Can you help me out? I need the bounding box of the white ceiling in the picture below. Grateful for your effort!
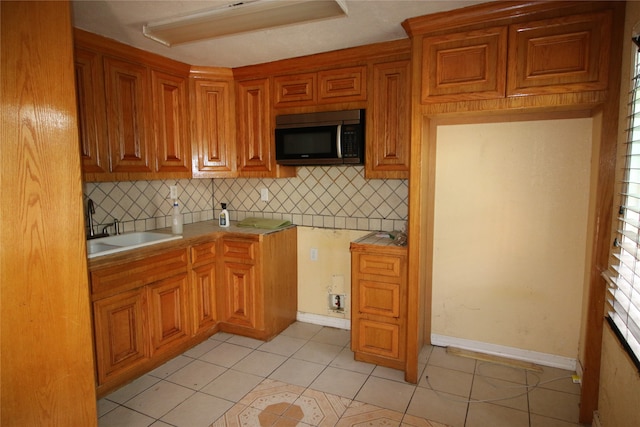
[71,0,489,68]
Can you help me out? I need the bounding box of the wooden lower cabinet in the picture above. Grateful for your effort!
[350,241,407,370]
[147,274,190,355]
[220,227,297,340]
[93,288,147,386]
[190,240,219,334]
[90,228,297,396]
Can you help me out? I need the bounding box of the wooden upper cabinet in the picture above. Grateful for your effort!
[103,56,153,174]
[236,78,272,174]
[421,26,507,103]
[191,72,236,177]
[507,11,612,96]
[367,60,411,179]
[318,66,367,102]
[236,79,295,178]
[74,29,192,181]
[151,70,191,176]
[273,72,316,107]
[74,47,109,176]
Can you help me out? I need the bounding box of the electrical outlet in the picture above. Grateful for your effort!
[169,185,178,200]
[310,248,318,261]
[260,188,269,202]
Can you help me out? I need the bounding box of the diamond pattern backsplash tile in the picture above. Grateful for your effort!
[83,166,408,236]
[214,166,408,232]
[83,179,214,235]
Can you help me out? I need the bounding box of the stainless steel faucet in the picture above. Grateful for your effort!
[87,198,96,237]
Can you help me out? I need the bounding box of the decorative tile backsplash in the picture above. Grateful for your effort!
[214,166,408,231]
[83,166,407,236]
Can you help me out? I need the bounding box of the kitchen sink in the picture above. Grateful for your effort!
[87,232,182,258]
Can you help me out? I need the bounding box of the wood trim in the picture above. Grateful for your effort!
[74,28,191,76]
[402,1,609,37]
[579,2,625,423]
[233,39,410,80]
[1,3,98,423]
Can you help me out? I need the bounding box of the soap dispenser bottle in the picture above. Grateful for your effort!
[171,201,183,234]
[219,203,229,227]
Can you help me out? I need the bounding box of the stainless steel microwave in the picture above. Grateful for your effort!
[275,109,364,166]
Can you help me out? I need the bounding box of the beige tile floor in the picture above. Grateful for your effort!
[97,322,587,427]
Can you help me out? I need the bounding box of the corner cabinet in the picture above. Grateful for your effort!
[220,227,298,340]
[350,239,407,370]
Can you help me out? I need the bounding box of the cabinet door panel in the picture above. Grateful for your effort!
[192,78,236,176]
[357,319,400,359]
[236,79,272,174]
[367,61,410,178]
[74,47,109,175]
[359,280,400,318]
[152,70,190,174]
[93,289,147,384]
[421,27,507,103]
[223,262,256,328]
[191,263,218,334]
[273,73,316,107]
[148,274,189,354]
[507,11,611,95]
[104,56,152,173]
[318,66,366,102]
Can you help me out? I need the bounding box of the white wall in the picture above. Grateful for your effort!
[432,118,593,364]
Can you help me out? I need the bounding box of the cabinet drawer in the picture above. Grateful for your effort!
[222,239,256,262]
[357,319,400,359]
[357,253,402,278]
[318,66,366,102]
[359,280,400,318]
[91,248,188,297]
[190,241,217,266]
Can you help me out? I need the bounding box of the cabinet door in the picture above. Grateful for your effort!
[103,56,152,174]
[191,262,218,334]
[318,66,367,102]
[222,262,256,328]
[273,73,316,107]
[93,289,147,385]
[147,274,190,355]
[236,78,272,174]
[191,78,236,177]
[421,26,507,103]
[367,61,410,179]
[151,69,190,175]
[507,11,611,96]
[74,47,109,176]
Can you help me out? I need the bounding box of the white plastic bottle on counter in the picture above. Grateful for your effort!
[219,203,229,227]
[171,201,183,234]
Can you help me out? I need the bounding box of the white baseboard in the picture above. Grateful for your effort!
[431,333,577,371]
[297,311,351,330]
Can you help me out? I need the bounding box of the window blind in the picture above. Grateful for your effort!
[603,44,640,371]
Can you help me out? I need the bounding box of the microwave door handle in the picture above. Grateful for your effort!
[336,124,342,158]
